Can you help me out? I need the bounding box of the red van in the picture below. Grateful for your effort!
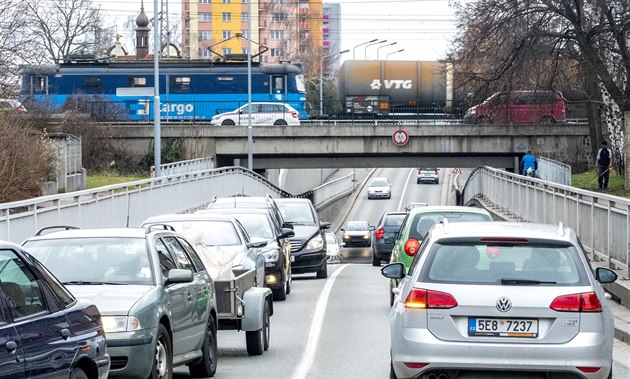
[464,90,566,125]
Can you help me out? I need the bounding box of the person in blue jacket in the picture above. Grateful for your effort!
[520,150,537,176]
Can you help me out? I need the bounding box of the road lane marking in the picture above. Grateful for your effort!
[292,264,349,379]
[397,168,415,211]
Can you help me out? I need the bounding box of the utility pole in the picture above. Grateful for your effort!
[160,0,170,57]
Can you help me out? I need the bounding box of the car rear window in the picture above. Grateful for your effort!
[409,212,491,240]
[419,242,588,286]
[384,214,406,227]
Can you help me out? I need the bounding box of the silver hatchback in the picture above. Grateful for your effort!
[382,221,618,379]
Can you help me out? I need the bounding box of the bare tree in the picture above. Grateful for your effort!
[451,0,630,183]
[0,0,34,96]
[24,0,103,64]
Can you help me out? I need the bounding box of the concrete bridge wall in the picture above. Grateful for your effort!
[109,123,592,171]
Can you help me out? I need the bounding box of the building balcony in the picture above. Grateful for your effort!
[298,21,309,30]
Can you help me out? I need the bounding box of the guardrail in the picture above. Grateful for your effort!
[151,157,215,177]
[462,166,629,278]
[537,157,572,186]
[0,164,357,244]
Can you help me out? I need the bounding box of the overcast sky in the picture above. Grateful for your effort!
[94,0,458,61]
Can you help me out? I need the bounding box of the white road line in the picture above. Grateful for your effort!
[397,168,416,211]
[292,264,349,379]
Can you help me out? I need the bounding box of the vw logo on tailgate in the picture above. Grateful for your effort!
[496,297,512,312]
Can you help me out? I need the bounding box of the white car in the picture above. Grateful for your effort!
[211,102,301,126]
[367,177,392,199]
[417,167,439,184]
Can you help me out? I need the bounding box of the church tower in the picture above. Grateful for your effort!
[136,0,150,59]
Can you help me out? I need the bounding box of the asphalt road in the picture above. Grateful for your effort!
[174,167,630,379]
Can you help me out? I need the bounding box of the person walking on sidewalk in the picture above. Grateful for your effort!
[596,140,613,190]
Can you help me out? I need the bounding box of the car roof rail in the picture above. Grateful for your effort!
[558,221,565,237]
[144,223,176,234]
[34,225,79,236]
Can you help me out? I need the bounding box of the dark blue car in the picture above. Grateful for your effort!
[0,241,110,379]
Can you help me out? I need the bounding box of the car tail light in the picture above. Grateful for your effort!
[434,170,438,175]
[375,227,384,239]
[576,367,601,373]
[405,288,458,309]
[550,292,602,312]
[480,237,528,244]
[404,238,420,256]
[417,169,421,174]
[291,111,298,118]
[403,362,428,369]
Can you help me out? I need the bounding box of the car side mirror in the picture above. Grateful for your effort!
[320,221,331,230]
[165,269,193,285]
[381,263,405,280]
[280,227,295,239]
[369,226,376,231]
[249,239,268,248]
[595,267,618,284]
[282,222,294,230]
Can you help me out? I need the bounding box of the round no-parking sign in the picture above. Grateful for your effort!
[392,129,409,146]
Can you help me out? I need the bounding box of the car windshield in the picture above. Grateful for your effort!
[420,242,587,286]
[159,220,242,246]
[346,222,368,231]
[233,214,274,239]
[409,212,491,240]
[24,237,153,285]
[369,179,388,187]
[277,203,316,224]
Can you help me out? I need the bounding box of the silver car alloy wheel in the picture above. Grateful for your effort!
[155,339,169,378]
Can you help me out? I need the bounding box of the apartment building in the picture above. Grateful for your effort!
[181,0,324,64]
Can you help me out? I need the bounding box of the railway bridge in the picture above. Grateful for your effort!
[108,122,592,170]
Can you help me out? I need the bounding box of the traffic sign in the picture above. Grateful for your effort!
[452,168,462,174]
[392,129,409,146]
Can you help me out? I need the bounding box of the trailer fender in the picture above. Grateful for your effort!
[241,287,272,331]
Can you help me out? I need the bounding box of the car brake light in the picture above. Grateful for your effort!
[375,227,384,239]
[404,238,420,256]
[550,292,602,312]
[403,362,428,369]
[576,367,601,373]
[434,170,438,175]
[405,288,458,309]
[417,169,421,174]
[479,237,528,244]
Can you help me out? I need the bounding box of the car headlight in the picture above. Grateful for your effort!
[306,235,324,250]
[102,316,142,333]
[263,250,279,262]
[343,233,350,240]
[363,234,370,239]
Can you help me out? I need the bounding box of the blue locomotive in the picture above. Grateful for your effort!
[19,56,307,121]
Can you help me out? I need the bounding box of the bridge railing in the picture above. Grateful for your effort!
[537,157,572,186]
[462,166,629,278]
[0,167,290,244]
[151,157,215,177]
[311,172,355,208]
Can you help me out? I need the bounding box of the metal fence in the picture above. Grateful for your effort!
[151,157,215,177]
[537,156,572,186]
[462,166,629,278]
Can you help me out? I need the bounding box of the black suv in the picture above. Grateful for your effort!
[275,198,331,279]
[371,211,408,266]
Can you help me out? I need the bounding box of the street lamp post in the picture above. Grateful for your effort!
[246,0,253,171]
[386,49,405,59]
[320,49,349,117]
[153,0,161,177]
[352,38,377,59]
[364,39,386,60]
[377,42,397,60]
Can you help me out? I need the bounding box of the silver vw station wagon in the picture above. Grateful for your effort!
[382,221,618,379]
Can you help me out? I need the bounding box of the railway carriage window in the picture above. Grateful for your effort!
[273,76,284,91]
[84,76,102,93]
[199,12,211,22]
[173,77,191,92]
[129,77,147,87]
[30,76,46,94]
